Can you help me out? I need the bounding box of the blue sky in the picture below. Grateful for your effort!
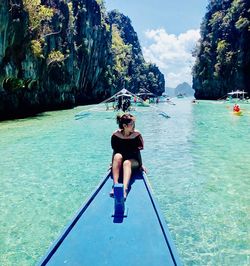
[104,0,209,88]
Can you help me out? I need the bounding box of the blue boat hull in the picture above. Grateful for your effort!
[39,171,182,266]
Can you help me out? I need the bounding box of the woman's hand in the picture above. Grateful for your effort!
[140,165,147,173]
[108,162,112,170]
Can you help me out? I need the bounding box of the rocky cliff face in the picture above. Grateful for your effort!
[108,10,165,96]
[193,0,250,99]
[0,0,164,120]
[175,82,194,96]
[0,0,111,119]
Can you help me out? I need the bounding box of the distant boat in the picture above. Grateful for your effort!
[39,170,182,266]
[157,95,175,105]
[101,88,138,111]
[74,89,139,117]
[136,99,150,107]
[102,88,137,103]
[226,90,248,103]
[176,93,184,98]
[136,88,157,99]
[136,88,159,106]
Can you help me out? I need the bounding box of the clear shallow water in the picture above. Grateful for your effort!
[0,100,249,265]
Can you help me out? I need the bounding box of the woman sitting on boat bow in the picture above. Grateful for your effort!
[110,114,146,199]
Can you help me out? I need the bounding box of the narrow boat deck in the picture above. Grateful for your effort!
[39,171,181,266]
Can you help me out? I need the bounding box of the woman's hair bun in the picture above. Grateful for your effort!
[116,113,135,129]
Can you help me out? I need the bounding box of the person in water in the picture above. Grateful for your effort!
[110,113,145,199]
[233,103,240,112]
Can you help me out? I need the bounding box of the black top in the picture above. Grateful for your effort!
[111,133,144,163]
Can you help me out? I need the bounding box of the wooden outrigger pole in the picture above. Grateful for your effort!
[100,88,142,104]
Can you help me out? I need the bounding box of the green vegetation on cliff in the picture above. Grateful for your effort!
[108,10,164,96]
[0,0,164,120]
[193,0,250,99]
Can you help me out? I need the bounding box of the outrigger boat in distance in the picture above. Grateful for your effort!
[39,170,182,266]
[176,93,184,99]
[226,90,248,103]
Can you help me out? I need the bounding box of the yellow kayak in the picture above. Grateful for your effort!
[233,110,243,116]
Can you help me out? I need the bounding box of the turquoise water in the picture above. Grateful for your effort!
[0,100,249,265]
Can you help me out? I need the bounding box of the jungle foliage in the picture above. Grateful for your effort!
[0,0,164,119]
[107,10,165,96]
[193,0,250,99]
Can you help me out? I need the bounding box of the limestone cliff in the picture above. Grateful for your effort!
[0,0,112,119]
[193,0,250,99]
[108,10,165,96]
[0,0,164,120]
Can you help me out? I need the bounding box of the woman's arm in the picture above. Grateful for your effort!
[136,134,147,172]
[137,151,143,167]
[137,151,147,173]
[108,151,115,170]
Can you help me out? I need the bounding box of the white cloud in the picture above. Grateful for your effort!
[142,28,200,88]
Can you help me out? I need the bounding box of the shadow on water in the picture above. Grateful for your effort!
[0,112,52,123]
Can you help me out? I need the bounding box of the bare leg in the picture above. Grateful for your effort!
[123,159,139,198]
[112,153,123,185]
